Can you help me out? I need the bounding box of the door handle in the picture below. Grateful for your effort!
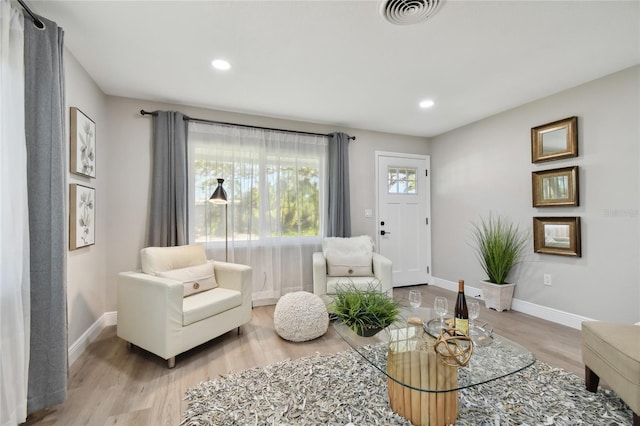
[380,230,391,236]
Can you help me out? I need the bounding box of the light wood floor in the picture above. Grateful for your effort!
[25,285,584,426]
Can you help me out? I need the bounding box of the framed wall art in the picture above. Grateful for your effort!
[531,116,577,163]
[70,107,96,178]
[70,184,95,250]
[533,216,581,257]
[532,166,579,207]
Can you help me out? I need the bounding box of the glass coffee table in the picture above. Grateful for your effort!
[334,306,535,426]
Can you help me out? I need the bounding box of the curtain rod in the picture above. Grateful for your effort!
[140,110,356,141]
[17,0,45,29]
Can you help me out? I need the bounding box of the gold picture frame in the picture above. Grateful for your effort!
[532,166,579,207]
[70,107,96,178]
[531,116,577,163]
[533,217,581,257]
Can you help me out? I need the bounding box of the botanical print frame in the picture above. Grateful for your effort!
[531,116,577,163]
[69,184,95,250]
[70,107,96,177]
[533,217,581,257]
[532,166,579,207]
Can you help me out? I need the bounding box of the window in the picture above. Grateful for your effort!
[388,167,417,194]
[188,123,329,244]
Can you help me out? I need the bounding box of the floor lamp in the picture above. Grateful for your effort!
[209,178,228,262]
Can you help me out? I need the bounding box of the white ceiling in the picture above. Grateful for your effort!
[30,0,640,138]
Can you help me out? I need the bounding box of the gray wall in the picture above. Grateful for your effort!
[104,96,429,311]
[65,51,109,344]
[430,66,640,324]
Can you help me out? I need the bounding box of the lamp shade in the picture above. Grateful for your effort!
[209,178,228,204]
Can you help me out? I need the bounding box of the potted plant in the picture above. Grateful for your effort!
[330,283,400,336]
[470,214,527,311]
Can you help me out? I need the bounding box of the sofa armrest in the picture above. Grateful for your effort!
[117,271,184,358]
[312,252,328,296]
[212,260,252,308]
[372,252,393,296]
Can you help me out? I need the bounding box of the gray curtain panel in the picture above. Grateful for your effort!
[327,132,351,237]
[147,111,189,247]
[24,15,68,413]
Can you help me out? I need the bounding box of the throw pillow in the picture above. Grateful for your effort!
[323,235,373,276]
[157,262,218,297]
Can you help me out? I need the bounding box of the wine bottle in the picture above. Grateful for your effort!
[454,279,469,336]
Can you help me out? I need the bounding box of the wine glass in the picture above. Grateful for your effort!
[434,296,448,328]
[469,300,480,329]
[408,290,422,313]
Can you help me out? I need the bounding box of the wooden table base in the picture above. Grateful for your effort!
[387,331,459,425]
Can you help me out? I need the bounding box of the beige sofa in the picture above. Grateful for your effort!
[582,321,639,425]
[117,244,252,368]
[312,236,393,305]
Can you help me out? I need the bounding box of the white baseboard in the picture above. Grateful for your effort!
[431,277,593,330]
[68,311,118,366]
[431,277,484,300]
[510,299,594,330]
[252,298,279,308]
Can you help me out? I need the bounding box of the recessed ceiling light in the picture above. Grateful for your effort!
[211,59,231,71]
[419,99,435,109]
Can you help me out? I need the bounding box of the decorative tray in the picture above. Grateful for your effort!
[424,317,454,337]
[423,318,494,347]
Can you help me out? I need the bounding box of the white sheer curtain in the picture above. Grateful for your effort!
[0,1,30,424]
[188,122,329,305]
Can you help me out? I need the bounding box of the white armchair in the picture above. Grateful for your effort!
[312,236,393,305]
[117,244,252,368]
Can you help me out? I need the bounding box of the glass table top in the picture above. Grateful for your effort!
[334,306,535,393]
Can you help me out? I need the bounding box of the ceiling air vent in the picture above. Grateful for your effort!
[379,0,444,25]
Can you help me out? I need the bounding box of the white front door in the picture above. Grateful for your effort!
[375,152,431,287]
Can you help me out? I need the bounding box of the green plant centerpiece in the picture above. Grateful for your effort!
[330,282,400,337]
[470,213,527,311]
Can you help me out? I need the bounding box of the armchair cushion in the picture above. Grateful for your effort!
[322,236,373,276]
[141,243,207,274]
[182,287,242,326]
[327,277,381,294]
[157,262,218,297]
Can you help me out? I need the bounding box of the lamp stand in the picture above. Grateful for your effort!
[225,203,228,262]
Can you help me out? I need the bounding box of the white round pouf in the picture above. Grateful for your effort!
[274,291,329,342]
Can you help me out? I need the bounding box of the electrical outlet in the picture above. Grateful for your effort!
[543,274,552,286]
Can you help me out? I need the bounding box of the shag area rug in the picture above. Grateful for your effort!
[182,347,633,425]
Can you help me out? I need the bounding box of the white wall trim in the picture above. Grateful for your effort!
[431,277,484,300]
[68,311,117,366]
[431,277,594,330]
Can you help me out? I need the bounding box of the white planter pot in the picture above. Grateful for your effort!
[480,281,516,312]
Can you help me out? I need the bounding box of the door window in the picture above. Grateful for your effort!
[388,167,417,194]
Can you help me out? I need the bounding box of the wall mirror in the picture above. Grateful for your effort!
[531,116,577,163]
[532,166,579,207]
[533,217,581,257]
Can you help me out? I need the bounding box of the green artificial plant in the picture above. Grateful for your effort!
[330,282,400,336]
[470,213,527,284]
